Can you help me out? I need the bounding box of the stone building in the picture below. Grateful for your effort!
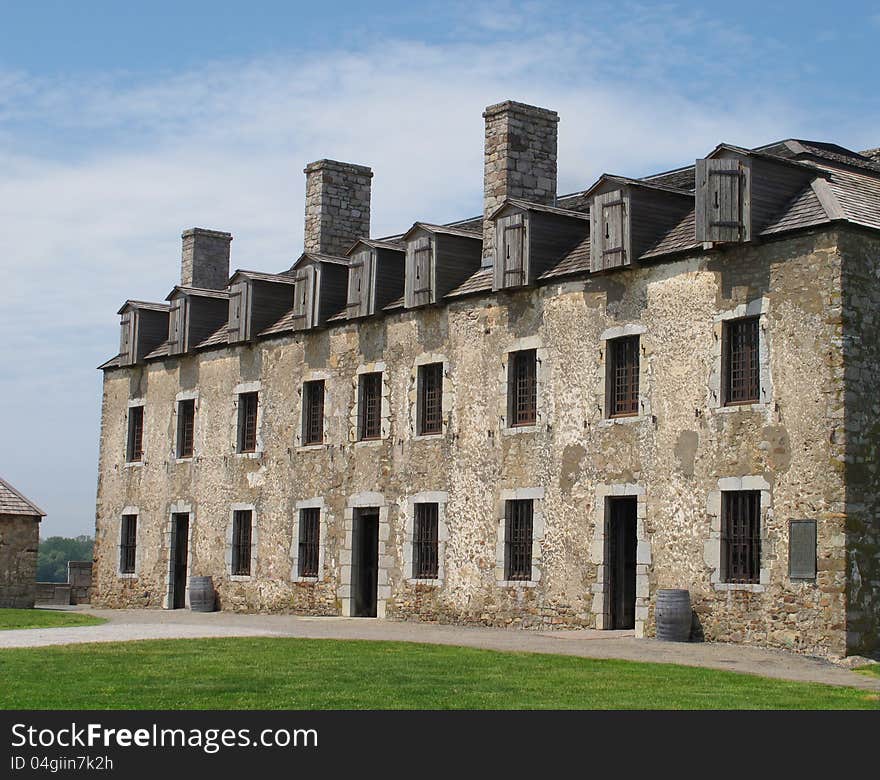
[94,100,880,658]
[0,476,45,608]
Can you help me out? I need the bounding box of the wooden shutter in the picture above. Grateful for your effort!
[590,189,630,272]
[346,249,372,318]
[494,213,526,289]
[696,157,751,243]
[119,311,134,365]
[407,236,433,307]
[167,297,184,355]
[292,265,315,330]
[227,281,249,342]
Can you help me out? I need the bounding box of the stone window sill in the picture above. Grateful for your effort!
[406,577,443,586]
[118,573,138,580]
[497,579,538,588]
[412,432,444,442]
[353,438,387,448]
[502,425,540,436]
[597,414,648,428]
[174,456,194,464]
[292,576,321,584]
[228,574,253,582]
[713,583,766,593]
[296,443,327,453]
[711,402,770,415]
[234,451,263,460]
[123,461,144,469]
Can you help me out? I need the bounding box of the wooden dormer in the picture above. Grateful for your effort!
[165,286,229,356]
[488,200,589,291]
[289,253,350,331]
[117,301,170,366]
[345,239,405,319]
[227,270,298,343]
[695,144,816,244]
[586,175,694,273]
[402,223,482,308]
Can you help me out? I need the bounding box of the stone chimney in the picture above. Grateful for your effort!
[303,159,373,257]
[482,100,559,261]
[180,228,232,290]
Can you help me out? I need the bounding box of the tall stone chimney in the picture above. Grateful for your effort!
[303,159,373,257]
[180,228,232,290]
[482,100,559,261]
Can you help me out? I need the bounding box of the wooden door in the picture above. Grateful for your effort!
[608,497,636,630]
[352,509,379,617]
[170,513,189,609]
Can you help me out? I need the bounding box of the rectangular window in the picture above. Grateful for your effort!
[298,508,321,578]
[721,491,761,583]
[358,372,382,440]
[231,509,253,576]
[413,503,439,579]
[176,399,195,458]
[608,336,640,417]
[126,405,144,462]
[237,392,258,453]
[504,499,533,581]
[507,349,537,427]
[417,363,443,436]
[302,380,325,445]
[723,317,760,405]
[119,514,137,574]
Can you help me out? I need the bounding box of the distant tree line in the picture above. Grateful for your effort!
[37,536,94,583]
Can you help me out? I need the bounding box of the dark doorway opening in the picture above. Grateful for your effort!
[608,497,637,630]
[170,512,189,609]
[352,508,379,617]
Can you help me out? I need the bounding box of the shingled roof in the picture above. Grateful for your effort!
[103,133,880,366]
[0,477,45,518]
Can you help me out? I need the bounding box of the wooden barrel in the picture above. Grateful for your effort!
[655,589,691,642]
[189,576,215,612]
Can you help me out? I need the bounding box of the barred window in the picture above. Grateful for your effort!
[176,399,195,458]
[413,503,439,579]
[723,317,760,405]
[119,514,137,574]
[508,349,537,427]
[504,499,533,581]
[232,510,253,576]
[298,508,320,578]
[302,381,325,445]
[358,372,383,440]
[417,363,443,436]
[721,491,761,583]
[608,336,640,417]
[126,405,144,462]
[237,392,258,452]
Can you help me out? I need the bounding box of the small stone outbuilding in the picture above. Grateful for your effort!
[0,476,45,608]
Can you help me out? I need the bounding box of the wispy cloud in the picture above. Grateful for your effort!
[0,10,875,534]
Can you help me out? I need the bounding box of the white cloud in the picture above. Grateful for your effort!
[0,17,874,535]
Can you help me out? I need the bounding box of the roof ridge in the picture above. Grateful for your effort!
[0,476,46,517]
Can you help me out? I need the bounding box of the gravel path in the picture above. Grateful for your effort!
[3,607,878,693]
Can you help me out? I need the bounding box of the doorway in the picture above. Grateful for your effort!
[169,512,189,609]
[607,497,637,630]
[352,508,379,617]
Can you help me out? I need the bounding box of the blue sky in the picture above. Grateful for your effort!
[1,1,878,536]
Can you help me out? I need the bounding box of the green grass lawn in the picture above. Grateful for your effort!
[0,637,876,709]
[857,664,880,678]
[0,608,106,631]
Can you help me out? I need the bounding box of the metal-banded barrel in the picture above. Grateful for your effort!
[189,576,215,612]
[655,589,691,642]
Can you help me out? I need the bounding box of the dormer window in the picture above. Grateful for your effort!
[587,176,693,273]
[117,301,170,366]
[490,201,588,291]
[403,224,482,308]
[292,265,316,330]
[227,271,298,343]
[165,287,228,356]
[290,254,349,331]
[344,240,405,320]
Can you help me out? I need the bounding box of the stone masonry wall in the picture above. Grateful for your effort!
[93,229,854,656]
[0,515,40,608]
[839,227,880,656]
[303,160,372,258]
[483,101,558,262]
